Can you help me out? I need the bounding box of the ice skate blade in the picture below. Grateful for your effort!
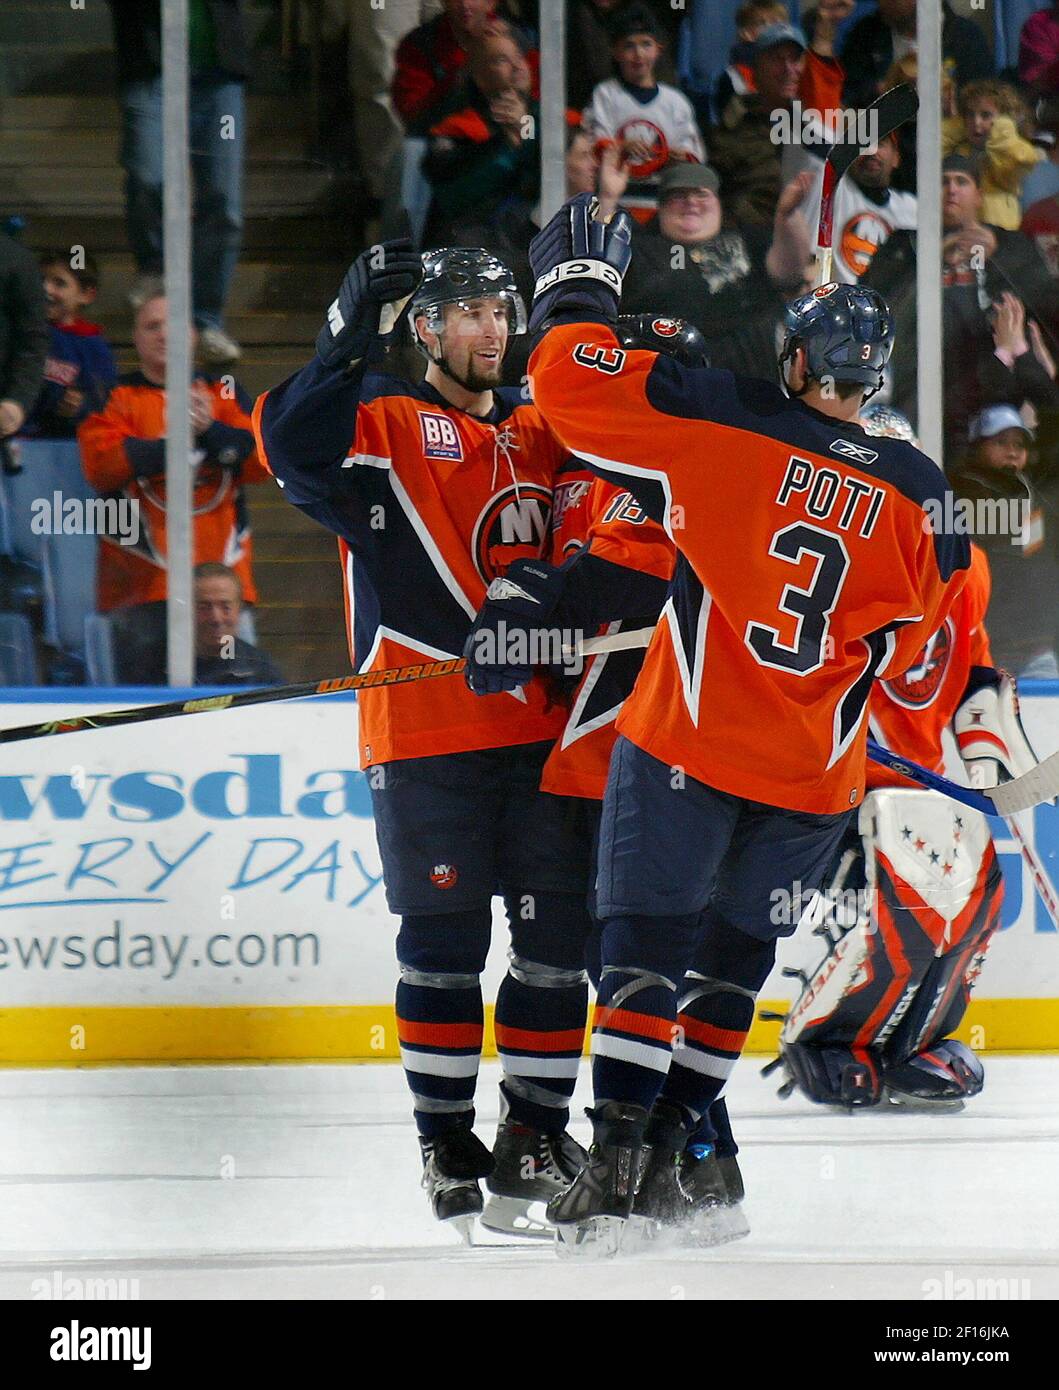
[882,1089,966,1114]
[481,1195,553,1240]
[554,1215,626,1260]
[447,1214,477,1246]
[621,1213,681,1254]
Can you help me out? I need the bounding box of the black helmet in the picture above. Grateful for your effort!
[615,314,709,368]
[408,247,526,357]
[779,282,894,401]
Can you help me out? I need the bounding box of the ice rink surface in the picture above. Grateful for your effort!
[2,1058,1058,1301]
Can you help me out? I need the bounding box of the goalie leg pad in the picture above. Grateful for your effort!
[781,1040,882,1106]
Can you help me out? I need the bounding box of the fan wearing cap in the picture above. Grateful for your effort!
[581,2,705,224]
[950,404,1059,677]
[863,154,1059,456]
[614,159,814,375]
[253,240,599,1238]
[707,4,848,228]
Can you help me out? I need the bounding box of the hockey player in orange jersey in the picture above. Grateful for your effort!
[491,192,971,1252]
[253,241,598,1242]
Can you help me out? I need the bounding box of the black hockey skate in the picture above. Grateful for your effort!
[625,1102,695,1249]
[482,1119,588,1239]
[547,1102,647,1259]
[419,1126,496,1245]
[681,1145,750,1246]
[882,1039,984,1112]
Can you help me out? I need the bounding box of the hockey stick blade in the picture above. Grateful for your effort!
[826,83,919,183]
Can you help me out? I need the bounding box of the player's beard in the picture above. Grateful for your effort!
[437,348,503,393]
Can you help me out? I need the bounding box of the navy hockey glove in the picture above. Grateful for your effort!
[528,192,633,336]
[463,558,568,696]
[315,238,422,370]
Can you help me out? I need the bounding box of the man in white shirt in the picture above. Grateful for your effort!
[797,131,918,283]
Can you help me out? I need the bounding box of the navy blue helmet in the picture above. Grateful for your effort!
[615,314,709,369]
[408,247,526,357]
[779,282,894,401]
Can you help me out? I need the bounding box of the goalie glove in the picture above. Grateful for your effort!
[315,238,422,370]
[463,558,569,697]
[954,667,1053,801]
[528,191,634,336]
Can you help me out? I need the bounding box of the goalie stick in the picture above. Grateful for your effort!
[814,83,919,286]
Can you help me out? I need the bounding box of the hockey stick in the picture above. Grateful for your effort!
[814,83,919,286]
[0,658,466,746]
[1005,812,1059,931]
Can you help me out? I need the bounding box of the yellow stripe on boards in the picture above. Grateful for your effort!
[0,999,1056,1066]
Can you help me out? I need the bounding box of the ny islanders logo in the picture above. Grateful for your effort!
[883,620,953,709]
[840,210,896,278]
[430,863,458,889]
[616,118,669,176]
[472,484,553,582]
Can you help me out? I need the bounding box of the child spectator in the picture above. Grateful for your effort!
[949,405,1059,678]
[714,1,790,130]
[944,79,1042,231]
[581,2,704,223]
[22,251,117,438]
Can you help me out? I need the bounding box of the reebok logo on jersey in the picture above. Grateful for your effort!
[830,438,879,466]
[420,412,463,460]
[485,577,540,604]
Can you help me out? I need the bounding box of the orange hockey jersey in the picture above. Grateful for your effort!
[541,465,675,799]
[254,361,570,767]
[529,322,971,814]
[78,371,268,611]
[869,544,993,790]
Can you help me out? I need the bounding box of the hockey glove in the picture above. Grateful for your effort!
[463,558,569,696]
[954,667,1053,800]
[528,192,633,336]
[315,238,422,370]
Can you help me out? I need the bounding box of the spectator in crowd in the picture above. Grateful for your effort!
[566,0,680,113]
[423,27,545,242]
[841,0,993,194]
[709,9,847,228]
[0,226,48,470]
[393,0,500,134]
[864,155,1059,456]
[1019,97,1059,214]
[1019,0,1059,101]
[796,131,916,283]
[1024,179,1059,279]
[943,79,1041,231]
[22,251,117,438]
[339,0,440,211]
[581,2,704,223]
[713,0,790,129]
[979,290,1059,421]
[193,562,283,686]
[611,160,814,375]
[949,405,1059,677]
[77,280,270,685]
[841,0,993,112]
[105,0,248,365]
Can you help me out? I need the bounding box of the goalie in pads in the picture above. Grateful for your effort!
[779,544,1042,1109]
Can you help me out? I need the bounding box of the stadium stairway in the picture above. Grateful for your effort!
[0,0,357,682]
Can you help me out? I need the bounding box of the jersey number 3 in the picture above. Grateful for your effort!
[573,343,626,375]
[744,523,850,675]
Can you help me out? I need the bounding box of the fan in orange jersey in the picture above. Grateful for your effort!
[77,285,270,682]
[483,191,971,1253]
[253,241,597,1243]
